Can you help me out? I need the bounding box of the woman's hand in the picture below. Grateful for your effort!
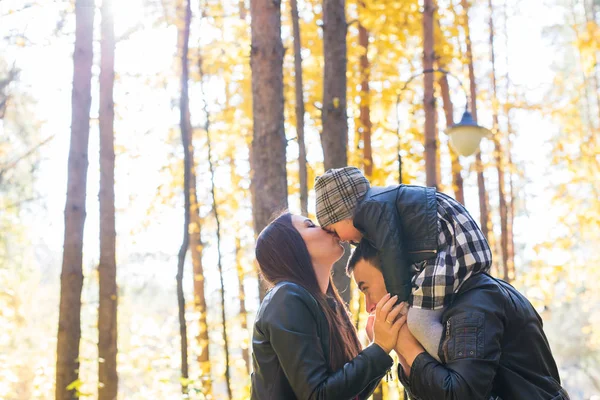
[373,294,407,353]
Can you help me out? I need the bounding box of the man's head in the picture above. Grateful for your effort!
[314,166,370,243]
[347,240,388,314]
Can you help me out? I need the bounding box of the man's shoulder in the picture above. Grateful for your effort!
[451,274,509,309]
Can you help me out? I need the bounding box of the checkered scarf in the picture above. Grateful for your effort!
[314,167,370,227]
[411,191,493,310]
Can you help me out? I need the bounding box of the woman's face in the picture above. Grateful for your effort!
[291,214,344,267]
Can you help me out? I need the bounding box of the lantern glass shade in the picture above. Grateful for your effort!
[445,110,492,156]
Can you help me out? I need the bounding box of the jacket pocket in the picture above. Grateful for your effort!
[444,311,485,361]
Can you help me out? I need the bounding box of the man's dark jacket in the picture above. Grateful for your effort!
[353,185,438,301]
[251,282,393,399]
[398,273,569,400]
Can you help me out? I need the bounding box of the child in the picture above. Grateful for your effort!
[314,166,492,361]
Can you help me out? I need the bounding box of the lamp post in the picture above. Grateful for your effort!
[395,68,491,182]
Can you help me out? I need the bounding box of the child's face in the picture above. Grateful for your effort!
[325,219,362,244]
[351,259,388,314]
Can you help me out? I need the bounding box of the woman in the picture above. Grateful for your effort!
[251,212,406,400]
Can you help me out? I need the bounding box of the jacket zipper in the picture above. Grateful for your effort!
[408,249,438,254]
[442,319,451,362]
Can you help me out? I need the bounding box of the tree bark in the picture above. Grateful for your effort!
[194,4,214,394]
[322,0,351,304]
[55,1,94,398]
[503,0,516,278]
[176,0,193,394]
[98,0,118,397]
[438,73,465,204]
[290,0,308,216]
[462,0,490,240]
[250,0,288,301]
[487,0,509,280]
[358,21,373,178]
[423,0,437,188]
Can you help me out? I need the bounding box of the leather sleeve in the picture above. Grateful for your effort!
[353,200,412,302]
[399,288,505,400]
[260,284,393,400]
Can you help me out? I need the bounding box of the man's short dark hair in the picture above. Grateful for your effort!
[346,240,382,276]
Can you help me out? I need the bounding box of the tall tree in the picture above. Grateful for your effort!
[358,11,373,179]
[250,0,288,300]
[290,0,308,216]
[55,1,94,398]
[175,0,193,394]
[461,0,491,240]
[192,6,212,396]
[322,0,352,303]
[202,55,232,399]
[98,0,118,398]
[438,73,465,204]
[423,0,438,188]
[487,0,509,280]
[503,0,516,277]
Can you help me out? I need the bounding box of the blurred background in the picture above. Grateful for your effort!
[0,0,599,398]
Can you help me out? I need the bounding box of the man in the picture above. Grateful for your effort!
[347,241,570,400]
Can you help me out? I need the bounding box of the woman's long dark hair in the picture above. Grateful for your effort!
[255,212,362,371]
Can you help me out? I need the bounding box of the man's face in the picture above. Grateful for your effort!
[351,259,388,314]
[325,219,363,244]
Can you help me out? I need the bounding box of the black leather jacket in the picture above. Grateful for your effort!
[251,282,393,399]
[353,185,438,301]
[398,273,569,400]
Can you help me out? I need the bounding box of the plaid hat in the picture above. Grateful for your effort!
[314,166,370,227]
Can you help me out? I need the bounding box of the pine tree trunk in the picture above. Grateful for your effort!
[55,1,94,398]
[191,13,213,397]
[176,0,193,393]
[322,0,351,304]
[98,0,118,398]
[503,0,516,278]
[290,0,308,216]
[438,74,465,204]
[358,20,373,178]
[207,128,233,399]
[462,0,490,240]
[487,0,509,280]
[250,0,288,301]
[423,0,438,188]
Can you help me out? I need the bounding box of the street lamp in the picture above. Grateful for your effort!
[446,109,491,156]
[396,68,491,157]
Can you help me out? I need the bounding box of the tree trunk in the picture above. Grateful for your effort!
[176,0,193,394]
[438,73,465,204]
[207,128,233,399]
[423,0,437,188]
[462,0,490,240]
[358,20,373,178]
[290,0,308,216]
[503,0,516,278]
[189,9,213,398]
[55,1,94,398]
[322,0,351,304]
[250,0,288,301]
[98,0,118,398]
[235,237,251,373]
[487,0,509,280]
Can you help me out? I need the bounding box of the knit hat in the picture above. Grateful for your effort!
[314,166,370,227]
